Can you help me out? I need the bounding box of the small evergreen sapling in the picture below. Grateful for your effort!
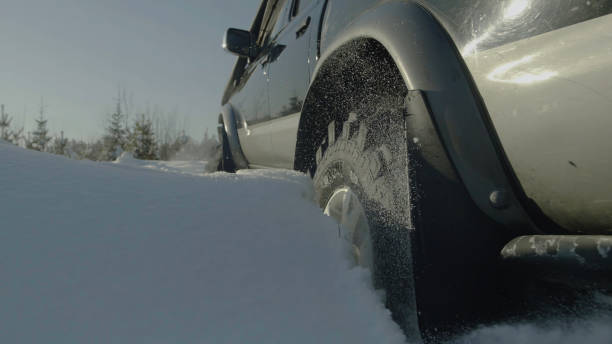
[0,104,12,141]
[132,114,158,160]
[53,131,69,156]
[104,100,128,160]
[0,104,23,145]
[31,106,51,152]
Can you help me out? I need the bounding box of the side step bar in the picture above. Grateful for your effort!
[501,235,612,289]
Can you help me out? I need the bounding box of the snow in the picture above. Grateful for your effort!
[114,151,210,176]
[1,140,611,344]
[452,316,612,344]
[0,141,404,344]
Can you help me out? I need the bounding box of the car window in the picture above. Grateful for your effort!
[289,0,314,19]
[271,0,290,38]
[257,0,289,48]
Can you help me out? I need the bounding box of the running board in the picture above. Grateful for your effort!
[501,235,612,289]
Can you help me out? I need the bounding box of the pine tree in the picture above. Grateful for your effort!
[53,131,69,156]
[68,139,88,160]
[132,114,158,160]
[9,127,23,146]
[24,132,34,150]
[31,105,51,152]
[0,105,24,146]
[85,139,105,161]
[104,99,126,160]
[0,104,12,141]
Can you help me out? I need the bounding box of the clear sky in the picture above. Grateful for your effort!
[0,0,260,140]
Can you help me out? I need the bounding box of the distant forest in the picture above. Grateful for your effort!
[0,94,218,162]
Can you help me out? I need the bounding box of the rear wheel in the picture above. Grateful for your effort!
[312,96,511,341]
[313,100,421,340]
[217,125,236,173]
[323,187,375,272]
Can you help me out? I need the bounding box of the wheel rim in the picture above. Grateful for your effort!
[324,187,374,271]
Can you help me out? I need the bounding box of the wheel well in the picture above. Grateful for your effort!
[294,39,407,174]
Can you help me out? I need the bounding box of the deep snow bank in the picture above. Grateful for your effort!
[2,141,611,344]
[114,151,211,176]
[452,316,612,344]
[0,142,404,343]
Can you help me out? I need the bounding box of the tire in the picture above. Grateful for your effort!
[313,98,421,340]
[312,96,511,341]
[217,125,236,173]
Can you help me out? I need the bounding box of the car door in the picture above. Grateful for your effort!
[234,1,288,167]
[265,0,319,169]
[232,51,272,167]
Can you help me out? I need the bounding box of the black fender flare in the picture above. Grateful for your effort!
[296,1,538,233]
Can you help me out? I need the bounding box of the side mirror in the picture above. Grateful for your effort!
[223,28,255,58]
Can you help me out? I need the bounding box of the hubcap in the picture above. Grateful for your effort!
[324,187,374,271]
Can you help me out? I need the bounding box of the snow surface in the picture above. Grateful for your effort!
[0,141,404,343]
[451,318,612,344]
[114,151,211,176]
[1,140,611,343]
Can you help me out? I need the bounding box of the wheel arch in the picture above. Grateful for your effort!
[295,0,539,233]
[294,37,405,173]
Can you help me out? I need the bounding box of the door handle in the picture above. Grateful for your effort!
[296,16,311,38]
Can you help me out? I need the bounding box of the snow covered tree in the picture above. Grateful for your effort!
[53,131,69,156]
[103,99,127,160]
[85,139,106,161]
[66,139,88,160]
[171,130,220,161]
[24,132,34,150]
[0,104,12,141]
[31,105,51,152]
[0,105,24,146]
[9,127,24,146]
[132,114,158,160]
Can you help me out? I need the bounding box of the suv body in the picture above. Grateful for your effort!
[219,0,612,336]
[222,0,612,235]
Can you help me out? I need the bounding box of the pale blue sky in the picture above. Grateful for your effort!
[0,0,260,140]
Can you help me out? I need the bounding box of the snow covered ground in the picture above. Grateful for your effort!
[1,140,611,343]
